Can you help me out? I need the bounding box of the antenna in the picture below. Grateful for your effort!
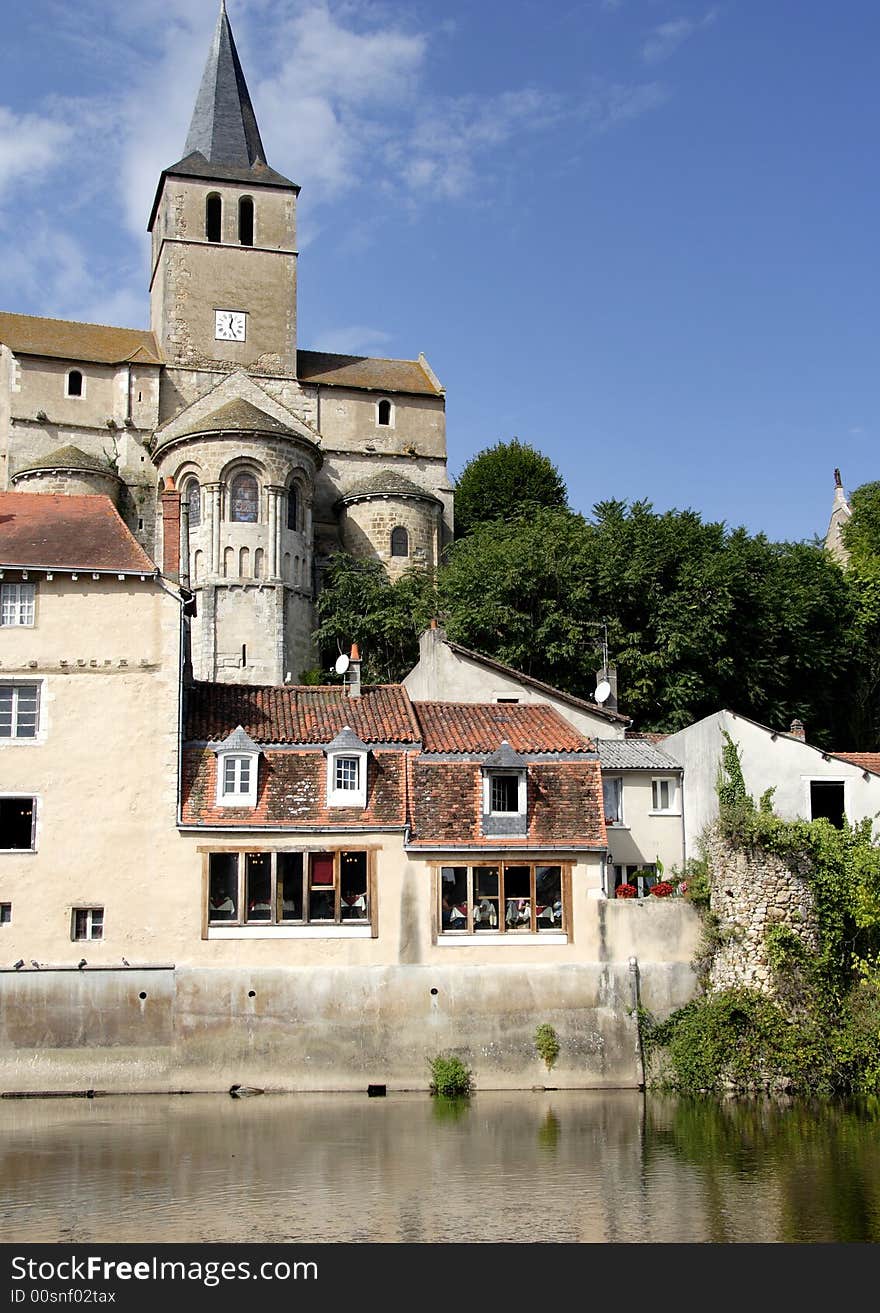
[334,653,350,675]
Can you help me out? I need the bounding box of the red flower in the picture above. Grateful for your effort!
[650,881,674,898]
[615,883,637,899]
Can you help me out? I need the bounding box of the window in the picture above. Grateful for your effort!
[439,863,566,935]
[66,369,83,398]
[287,485,298,531]
[0,902,10,925]
[207,850,371,927]
[810,780,846,828]
[485,772,525,815]
[239,196,254,246]
[0,797,35,850]
[1,583,35,627]
[377,398,392,426]
[229,473,259,523]
[0,684,40,739]
[213,727,261,807]
[390,526,409,557]
[326,728,368,808]
[603,776,623,825]
[651,776,680,813]
[72,907,103,941]
[206,193,222,242]
[186,479,201,528]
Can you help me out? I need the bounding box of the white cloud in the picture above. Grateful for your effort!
[641,8,718,65]
[315,324,394,355]
[0,108,71,201]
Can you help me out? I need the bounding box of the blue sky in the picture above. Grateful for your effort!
[0,0,876,543]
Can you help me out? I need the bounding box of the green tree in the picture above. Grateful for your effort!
[842,481,880,565]
[453,438,568,538]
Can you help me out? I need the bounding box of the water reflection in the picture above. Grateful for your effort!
[0,1091,878,1242]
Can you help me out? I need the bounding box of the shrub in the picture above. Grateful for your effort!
[616,883,637,899]
[534,1023,560,1071]
[428,1053,474,1097]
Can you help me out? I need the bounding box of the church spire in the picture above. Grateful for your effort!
[183,0,267,169]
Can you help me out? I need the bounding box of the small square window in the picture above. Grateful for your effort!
[0,902,11,925]
[0,797,35,850]
[491,774,519,813]
[72,907,103,941]
[0,684,40,739]
[335,756,359,791]
[0,583,35,627]
[651,777,678,812]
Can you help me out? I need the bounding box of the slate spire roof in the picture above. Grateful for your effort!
[184,0,267,170]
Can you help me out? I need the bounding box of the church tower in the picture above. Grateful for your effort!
[148,0,299,377]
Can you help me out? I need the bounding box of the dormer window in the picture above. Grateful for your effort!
[213,726,261,808]
[325,727,368,809]
[482,741,527,836]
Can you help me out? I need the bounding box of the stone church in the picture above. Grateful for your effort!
[0,1,452,685]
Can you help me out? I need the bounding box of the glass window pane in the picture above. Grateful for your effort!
[473,866,499,929]
[231,474,258,522]
[0,688,12,737]
[245,853,271,921]
[504,865,532,930]
[603,778,621,822]
[340,851,368,920]
[309,853,336,921]
[441,866,468,931]
[491,775,519,812]
[209,852,238,920]
[187,481,201,527]
[536,866,562,929]
[277,852,303,921]
[14,686,39,737]
[335,757,358,791]
[90,909,104,940]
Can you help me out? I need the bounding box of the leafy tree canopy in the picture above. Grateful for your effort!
[842,481,880,566]
[453,438,568,538]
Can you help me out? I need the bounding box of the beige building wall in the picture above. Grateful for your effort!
[604,771,685,876]
[315,389,446,458]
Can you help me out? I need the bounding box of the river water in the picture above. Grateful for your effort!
[1,1090,878,1243]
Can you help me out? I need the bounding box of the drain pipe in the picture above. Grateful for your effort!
[628,955,646,1090]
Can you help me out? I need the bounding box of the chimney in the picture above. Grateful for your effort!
[160,476,181,580]
[347,642,361,699]
[789,718,805,740]
[595,664,619,713]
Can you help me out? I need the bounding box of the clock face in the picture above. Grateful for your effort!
[215,310,247,342]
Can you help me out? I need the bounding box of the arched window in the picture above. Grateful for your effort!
[67,370,83,398]
[206,193,222,243]
[186,479,200,528]
[377,398,392,426]
[239,196,254,247]
[287,485,298,531]
[230,473,259,523]
[391,526,409,557]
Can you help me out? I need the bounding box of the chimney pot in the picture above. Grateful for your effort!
[790,718,805,740]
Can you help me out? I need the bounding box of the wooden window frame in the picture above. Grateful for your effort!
[432,860,571,937]
[201,846,378,938]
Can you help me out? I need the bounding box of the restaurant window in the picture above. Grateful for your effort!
[439,862,565,935]
[207,850,371,927]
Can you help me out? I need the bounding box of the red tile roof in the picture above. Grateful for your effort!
[831,752,880,776]
[181,748,407,829]
[407,760,606,850]
[0,493,157,573]
[412,701,593,754]
[186,682,420,745]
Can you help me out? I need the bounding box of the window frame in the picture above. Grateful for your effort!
[602,774,624,826]
[650,775,681,815]
[482,770,526,817]
[215,752,259,808]
[376,397,394,428]
[806,778,847,828]
[326,748,368,809]
[434,861,571,939]
[228,471,260,523]
[66,369,85,399]
[202,847,377,938]
[0,795,37,852]
[390,526,409,558]
[71,906,104,941]
[0,681,42,741]
[0,582,36,628]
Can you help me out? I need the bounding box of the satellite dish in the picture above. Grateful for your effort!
[594,679,611,704]
[334,653,350,675]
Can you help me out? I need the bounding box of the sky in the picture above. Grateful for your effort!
[0,0,876,543]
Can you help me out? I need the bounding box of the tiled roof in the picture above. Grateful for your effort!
[186,682,420,745]
[0,493,157,574]
[296,350,442,396]
[625,730,668,744]
[337,471,441,504]
[181,747,407,829]
[596,739,682,770]
[13,446,119,478]
[175,399,296,440]
[407,759,606,850]
[0,312,162,365]
[831,752,880,776]
[412,701,593,754]
[443,640,631,725]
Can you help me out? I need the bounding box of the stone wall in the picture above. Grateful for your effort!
[702,825,820,994]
